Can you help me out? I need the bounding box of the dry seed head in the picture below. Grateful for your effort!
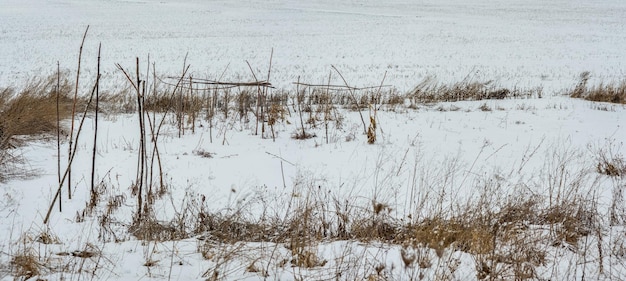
[400,248,416,268]
[372,200,388,215]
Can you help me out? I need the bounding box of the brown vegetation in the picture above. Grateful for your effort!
[0,76,73,148]
[570,71,626,104]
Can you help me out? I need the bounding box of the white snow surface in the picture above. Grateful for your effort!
[1,0,626,280]
[2,0,626,92]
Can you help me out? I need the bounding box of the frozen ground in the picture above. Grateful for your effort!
[1,0,626,280]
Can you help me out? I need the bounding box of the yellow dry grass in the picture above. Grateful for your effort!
[0,76,73,148]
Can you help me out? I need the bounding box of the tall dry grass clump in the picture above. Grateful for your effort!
[581,81,626,104]
[570,72,626,104]
[0,75,73,148]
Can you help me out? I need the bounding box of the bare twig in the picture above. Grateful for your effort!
[292,82,391,90]
[265,151,295,166]
[166,76,272,88]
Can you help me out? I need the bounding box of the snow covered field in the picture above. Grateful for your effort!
[1,0,626,280]
[2,0,626,91]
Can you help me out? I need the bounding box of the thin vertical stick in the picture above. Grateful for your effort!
[178,54,188,138]
[142,81,148,200]
[373,71,387,139]
[184,76,191,136]
[190,76,195,134]
[266,48,273,84]
[56,61,62,212]
[296,77,306,138]
[90,44,101,196]
[254,87,260,135]
[144,56,155,203]
[264,49,273,139]
[209,87,214,143]
[325,71,332,144]
[68,25,90,200]
[136,57,145,221]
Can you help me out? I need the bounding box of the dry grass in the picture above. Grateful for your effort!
[0,75,73,148]
[584,82,626,104]
[596,155,626,177]
[408,76,535,104]
[0,75,74,181]
[0,148,37,182]
[10,251,41,280]
[570,72,626,104]
[3,65,625,279]
[166,186,594,280]
[162,175,596,261]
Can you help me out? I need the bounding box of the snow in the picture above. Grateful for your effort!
[1,0,626,280]
[2,0,626,92]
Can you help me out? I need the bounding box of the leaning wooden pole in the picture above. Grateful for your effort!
[44,76,99,224]
[67,25,89,200]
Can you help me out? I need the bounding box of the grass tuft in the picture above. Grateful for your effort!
[0,75,73,148]
[11,252,41,280]
[570,72,626,104]
[408,76,533,104]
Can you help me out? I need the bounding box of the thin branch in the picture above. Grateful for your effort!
[265,152,295,166]
[292,82,391,90]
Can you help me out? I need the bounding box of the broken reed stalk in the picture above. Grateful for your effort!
[368,71,387,144]
[67,25,90,200]
[90,43,101,196]
[44,74,100,224]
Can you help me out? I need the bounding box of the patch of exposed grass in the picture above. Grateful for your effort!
[570,72,626,104]
[583,82,626,104]
[11,251,41,280]
[0,75,73,148]
[407,76,536,104]
[0,75,74,181]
